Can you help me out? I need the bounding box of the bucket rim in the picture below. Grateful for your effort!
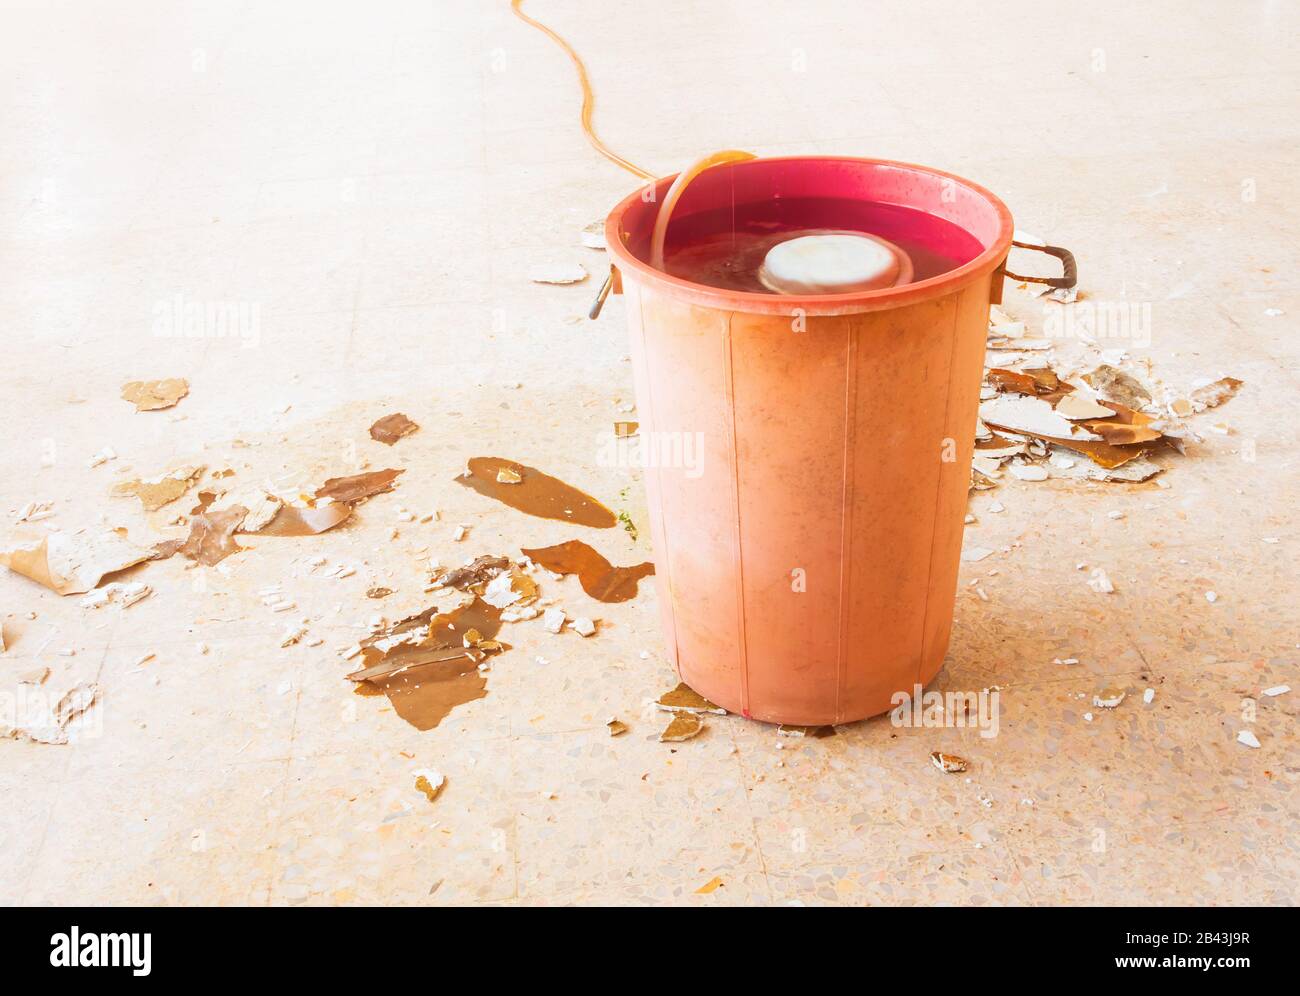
[604,155,1016,316]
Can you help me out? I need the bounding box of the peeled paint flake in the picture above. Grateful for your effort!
[369,412,419,446]
[436,555,511,592]
[111,465,206,511]
[1082,364,1151,409]
[315,468,404,504]
[530,261,588,284]
[1079,402,1164,445]
[1189,376,1242,410]
[481,570,539,608]
[979,395,1102,442]
[987,367,1072,403]
[180,506,248,565]
[606,718,629,737]
[413,769,445,804]
[929,751,968,773]
[656,682,727,715]
[520,540,654,603]
[580,220,607,250]
[1043,436,1155,471]
[659,712,703,742]
[0,530,152,595]
[247,502,351,536]
[347,598,503,731]
[121,378,189,412]
[1055,392,1116,421]
[457,457,615,528]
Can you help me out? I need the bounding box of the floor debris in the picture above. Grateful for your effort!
[659,712,704,742]
[1188,377,1243,411]
[315,468,404,504]
[457,457,616,527]
[1092,687,1126,709]
[87,446,117,468]
[521,540,654,602]
[179,506,248,566]
[1236,730,1261,749]
[606,717,628,736]
[346,598,504,731]
[1082,364,1151,409]
[541,607,566,633]
[1087,569,1115,594]
[656,682,727,715]
[529,261,588,284]
[79,581,151,609]
[111,465,206,510]
[930,751,969,773]
[121,378,188,412]
[481,570,539,609]
[413,769,446,804]
[580,220,606,250]
[436,554,512,592]
[369,412,419,445]
[248,501,351,536]
[694,875,724,894]
[0,529,152,595]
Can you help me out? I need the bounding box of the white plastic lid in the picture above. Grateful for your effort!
[757,232,913,295]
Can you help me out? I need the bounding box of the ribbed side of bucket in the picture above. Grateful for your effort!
[625,273,994,725]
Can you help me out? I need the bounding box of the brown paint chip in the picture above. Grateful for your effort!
[347,598,504,731]
[435,555,511,592]
[456,457,615,528]
[111,465,206,511]
[656,682,726,715]
[659,712,704,742]
[413,771,445,804]
[0,530,152,595]
[929,751,968,773]
[121,378,189,411]
[247,502,352,536]
[521,540,654,603]
[180,506,248,565]
[315,468,404,504]
[369,412,419,445]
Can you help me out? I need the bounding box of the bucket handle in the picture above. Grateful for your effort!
[589,271,614,319]
[1004,240,1077,290]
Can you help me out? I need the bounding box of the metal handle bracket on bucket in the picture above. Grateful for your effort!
[1004,240,1077,290]
[588,266,620,319]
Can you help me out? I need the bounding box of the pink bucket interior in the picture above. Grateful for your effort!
[615,157,1009,281]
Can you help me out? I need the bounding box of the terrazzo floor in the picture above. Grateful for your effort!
[1,0,1296,905]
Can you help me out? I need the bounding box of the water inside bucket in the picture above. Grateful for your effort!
[661,197,984,294]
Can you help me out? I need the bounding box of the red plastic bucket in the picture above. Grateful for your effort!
[603,157,1017,725]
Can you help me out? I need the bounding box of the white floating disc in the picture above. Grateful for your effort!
[757,232,913,295]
